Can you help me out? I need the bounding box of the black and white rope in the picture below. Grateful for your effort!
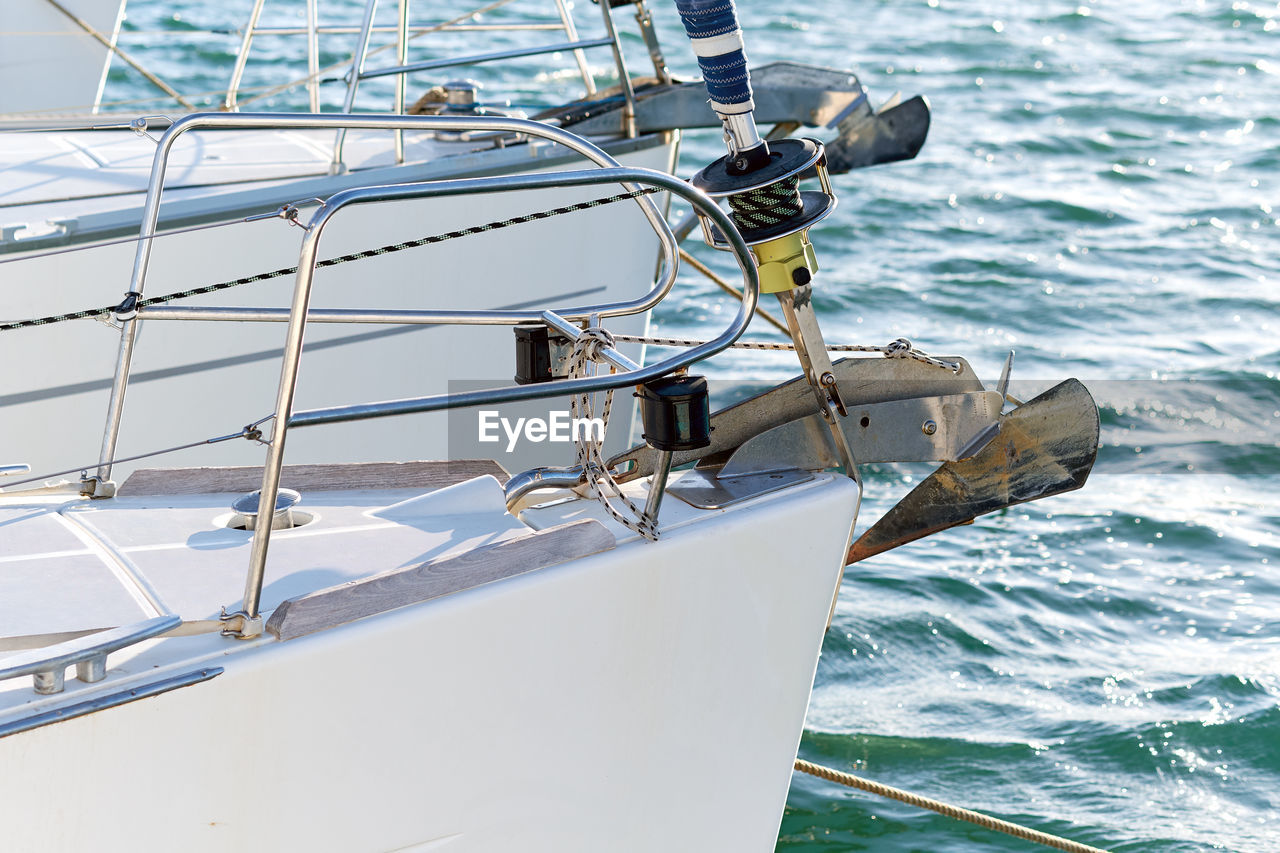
[611,333,961,372]
[726,174,803,232]
[0,187,660,334]
[568,327,658,541]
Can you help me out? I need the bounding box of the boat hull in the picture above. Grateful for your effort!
[0,474,858,852]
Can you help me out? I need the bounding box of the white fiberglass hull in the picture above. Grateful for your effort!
[0,472,859,851]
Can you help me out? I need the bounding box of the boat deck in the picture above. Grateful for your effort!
[0,123,665,252]
[0,460,851,714]
[0,462,859,852]
[1,462,521,642]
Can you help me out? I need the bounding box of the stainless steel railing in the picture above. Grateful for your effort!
[94,111,677,489]
[88,111,758,638]
[226,0,602,114]
[225,165,756,636]
[329,0,643,169]
[221,0,647,169]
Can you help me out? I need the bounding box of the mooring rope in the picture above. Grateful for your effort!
[568,327,657,540]
[793,758,1112,853]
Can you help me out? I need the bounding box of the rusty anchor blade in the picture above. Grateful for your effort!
[846,378,1100,565]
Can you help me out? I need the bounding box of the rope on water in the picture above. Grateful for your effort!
[793,758,1112,853]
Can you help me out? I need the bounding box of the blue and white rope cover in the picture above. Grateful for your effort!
[674,0,754,115]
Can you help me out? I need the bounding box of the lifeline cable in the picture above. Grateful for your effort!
[0,427,260,493]
[610,333,962,372]
[0,187,659,334]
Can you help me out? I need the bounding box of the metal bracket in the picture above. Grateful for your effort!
[219,609,264,640]
[112,291,141,322]
[564,62,874,137]
[0,615,180,695]
[608,355,985,482]
[773,285,858,474]
[721,390,1004,476]
[79,475,118,498]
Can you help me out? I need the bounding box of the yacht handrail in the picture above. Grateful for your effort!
[229,164,757,635]
[284,167,755,425]
[96,111,677,486]
[329,0,642,168]
[223,0,644,157]
[226,0,603,112]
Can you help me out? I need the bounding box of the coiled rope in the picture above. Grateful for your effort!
[793,758,1112,853]
[727,174,803,232]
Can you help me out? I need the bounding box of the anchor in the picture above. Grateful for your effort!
[606,0,1098,561]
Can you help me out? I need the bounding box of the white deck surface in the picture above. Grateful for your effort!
[0,474,529,639]
[0,126,520,228]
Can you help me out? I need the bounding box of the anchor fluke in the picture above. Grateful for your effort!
[823,94,931,175]
[845,378,1099,565]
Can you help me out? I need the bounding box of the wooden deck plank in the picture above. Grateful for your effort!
[265,519,615,641]
[118,460,509,496]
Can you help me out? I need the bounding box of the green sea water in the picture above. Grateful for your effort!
[104,1,1280,849]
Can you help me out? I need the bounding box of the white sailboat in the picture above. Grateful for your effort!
[0,2,1097,849]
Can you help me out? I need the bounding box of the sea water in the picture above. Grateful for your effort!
[100,1,1279,849]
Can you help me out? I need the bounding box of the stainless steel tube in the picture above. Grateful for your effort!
[356,39,615,80]
[238,166,756,628]
[598,1,637,138]
[94,112,675,484]
[306,0,321,113]
[553,0,597,96]
[282,167,752,427]
[224,0,267,110]
[331,0,380,171]
[539,310,642,373]
[394,0,409,163]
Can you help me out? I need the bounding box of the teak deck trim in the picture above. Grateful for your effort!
[265,519,616,641]
[118,460,510,496]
